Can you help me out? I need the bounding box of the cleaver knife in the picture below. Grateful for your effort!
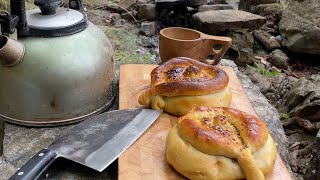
[9,108,162,180]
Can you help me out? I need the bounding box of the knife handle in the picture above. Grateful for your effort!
[9,149,57,180]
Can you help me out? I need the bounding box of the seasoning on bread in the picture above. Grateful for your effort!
[138,57,232,116]
[166,106,277,180]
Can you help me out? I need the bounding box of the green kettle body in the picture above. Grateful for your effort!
[0,22,115,126]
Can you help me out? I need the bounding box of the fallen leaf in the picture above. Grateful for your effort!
[289,142,301,150]
[254,56,268,65]
[291,72,299,78]
[271,66,281,72]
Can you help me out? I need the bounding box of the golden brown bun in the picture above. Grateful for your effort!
[166,106,277,180]
[138,57,232,116]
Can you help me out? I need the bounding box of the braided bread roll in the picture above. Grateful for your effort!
[138,57,232,116]
[166,106,277,180]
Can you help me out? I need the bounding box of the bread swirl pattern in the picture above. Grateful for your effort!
[166,106,277,180]
[138,57,232,116]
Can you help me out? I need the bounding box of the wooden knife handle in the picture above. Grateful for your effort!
[9,149,57,180]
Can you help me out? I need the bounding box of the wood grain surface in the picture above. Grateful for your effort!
[118,64,292,180]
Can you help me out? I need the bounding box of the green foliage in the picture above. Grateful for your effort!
[115,51,153,64]
[279,113,289,119]
[226,31,235,38]
[103,27,155,64]
[247,63,281,77]
[104,27,140,51]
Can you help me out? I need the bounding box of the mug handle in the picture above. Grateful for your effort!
[201,34,232,65]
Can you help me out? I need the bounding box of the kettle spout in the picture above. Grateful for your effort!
[0,35,25,66]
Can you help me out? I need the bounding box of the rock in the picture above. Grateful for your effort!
[308,145,320,178]
[207,0,227,4]
[225,0,239,9]
[309,74,320,84]
[156,0,207,6]
[137,0,149,4]
[192,10,266,35]
[187,6,198,13]
[279,0,320,55]
[140,35,159,48]
[250,3,282,24]
[121,12,136,21]
[87,9,112,26]
[186,0,207,6]
[284,78,316,111]
[269,49,289,69]
[250,4,282,35]
[275,35,282,44]
[239,0,277,11]
[282,78,320,121]
[306,131,320,179]
[137,4,157,21]
[198,4,234,12]
[0,120,3,156]
[261,26,279,35]
[0,156,17,179]
[158,4,195,28]
[290,92,320,121]
[245,65,272,94]
[287,76,299,85]
[119,0,136,9]
[272,73,286,88]
[266,21,274,28]
[228,29,254,53]
[140,21,157,36]
[234,48,255,66]
[110,13,123,26]
[156,0,180,2]
[253,30,281,51]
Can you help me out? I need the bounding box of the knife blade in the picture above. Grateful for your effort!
[9,108,162,180]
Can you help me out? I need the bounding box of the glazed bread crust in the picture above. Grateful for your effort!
[150,57,229,96]
[166,106,277,180]
[138,57,232,116]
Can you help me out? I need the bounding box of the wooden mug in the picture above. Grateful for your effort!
[159,27,232,65]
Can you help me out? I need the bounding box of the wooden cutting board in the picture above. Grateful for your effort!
[118,64,292,180]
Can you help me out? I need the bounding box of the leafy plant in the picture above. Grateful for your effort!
[102,27,155,64]
[115,50,153,64]
[247,62,280,77]
[279,113,289,119]
[226,31,235,38]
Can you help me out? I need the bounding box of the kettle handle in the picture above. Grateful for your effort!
[69,0,84,12]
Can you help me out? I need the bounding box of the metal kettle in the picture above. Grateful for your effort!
[0,0,115,126]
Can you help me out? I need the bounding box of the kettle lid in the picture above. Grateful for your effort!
[26,3,87,37]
